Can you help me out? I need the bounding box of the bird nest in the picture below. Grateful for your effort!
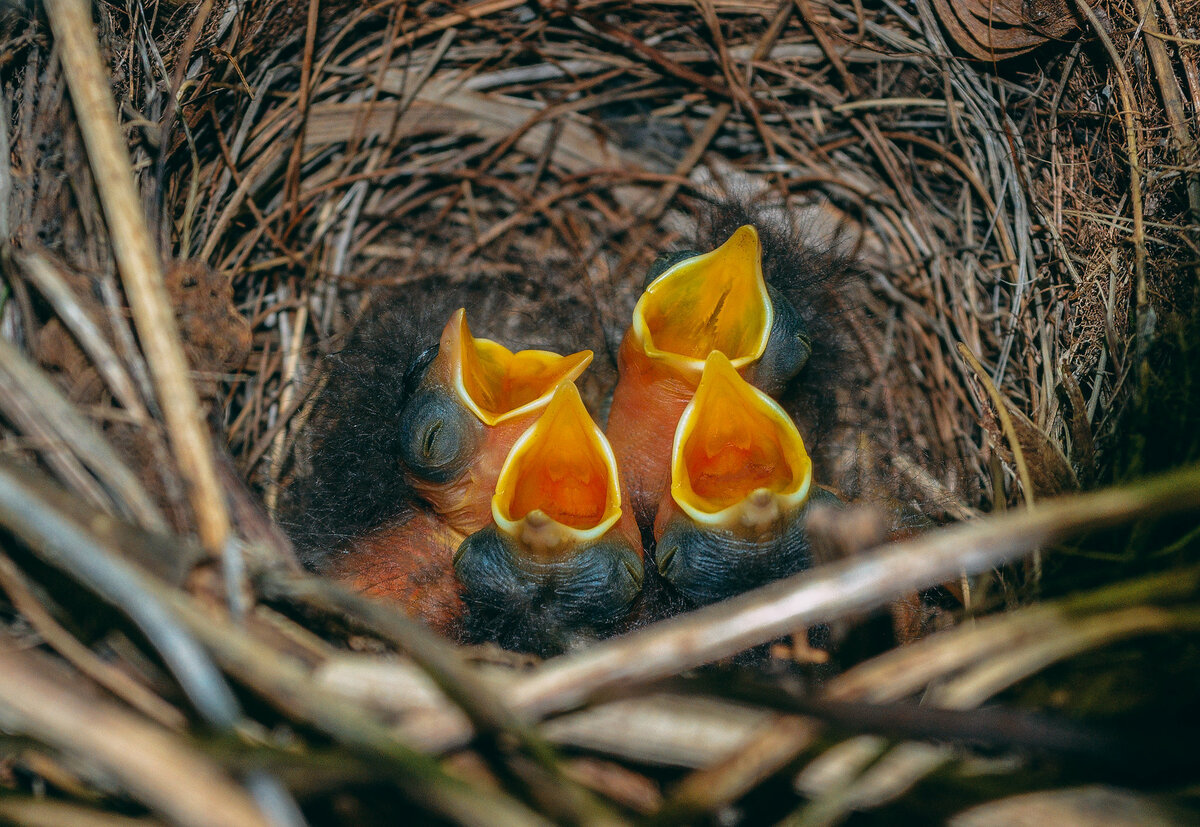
[1,0,1199,824]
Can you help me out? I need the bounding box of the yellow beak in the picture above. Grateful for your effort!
[671,351,811,531]
[492,382,624,556]
[631,225,771,382]
[441,308,593,426]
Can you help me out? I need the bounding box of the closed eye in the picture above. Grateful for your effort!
[422,420,443,459]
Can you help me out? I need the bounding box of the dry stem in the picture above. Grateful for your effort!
[42,0,232,554]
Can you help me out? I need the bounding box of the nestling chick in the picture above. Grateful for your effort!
[455,381,644,653]
[606,224,813,531]
[397,308,592,535]
[652,351,837,606]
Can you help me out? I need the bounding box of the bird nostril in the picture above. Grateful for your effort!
[657,545,678,574]
[624,559,643,588]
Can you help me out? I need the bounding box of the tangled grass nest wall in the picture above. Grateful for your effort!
[1,0,1199,824]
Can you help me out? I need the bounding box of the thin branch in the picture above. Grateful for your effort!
[512,464,1200,721]
[42,0,232,553]
[5,247,150,424]
[0,551,187,730]
[0,645,267,827]
[0,459,241,728]
[0,333,167,533]
[258,571,628,826]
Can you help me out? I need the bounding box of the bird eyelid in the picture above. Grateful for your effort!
[421,419,443,459]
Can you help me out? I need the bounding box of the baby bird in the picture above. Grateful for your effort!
[652,351,836,606]
[455,381,644,652]
[397,308,592,535]
[606,224,812,530]
[323,310,592,637]
[286,300,595,639]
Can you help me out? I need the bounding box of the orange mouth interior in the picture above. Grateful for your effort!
[634,225,770,370]
[494,382,619,532]
[446,309,593,425]
[673,351,810,517]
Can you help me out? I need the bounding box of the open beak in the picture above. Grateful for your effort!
[630,225,771,382]
[402,308,595,536]
[439,308,593,426]
[492,381,624,556]
[670,351,811,533]
[455,381,643,648]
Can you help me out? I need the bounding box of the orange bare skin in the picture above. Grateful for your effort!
[328,511,466,638]
[607,226,772,529]
[610,496,649,558]
[605,334,698,526]
[651,489,687,540]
